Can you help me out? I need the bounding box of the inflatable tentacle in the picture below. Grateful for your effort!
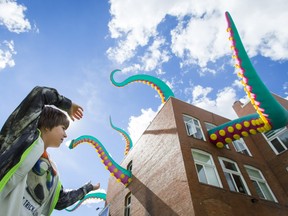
[110,69,174,103]
[225,11,288,129]
[110,116,133,155]
[208,113,267,148]
[65,192,106,212]
[208,12,288,148]
[69,136,132,185]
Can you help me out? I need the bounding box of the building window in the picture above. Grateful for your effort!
[205,122,216,131]
[219,158,250,195]
[127,161,132,171]
[232,138,252,156]
[183,115,205,140]
[192,149,222,188]
[244,166,277,202]
[263,127,288,154]
[205,122,230,149]
[124,192,131,216]
[99,204,110,216]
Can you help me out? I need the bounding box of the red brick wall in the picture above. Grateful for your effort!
[106,98,194,215]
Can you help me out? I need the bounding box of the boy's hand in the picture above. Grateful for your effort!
[69,103,83,121]
[93,183,100,191]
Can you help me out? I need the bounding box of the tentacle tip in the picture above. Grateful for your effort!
[68,140,75,149]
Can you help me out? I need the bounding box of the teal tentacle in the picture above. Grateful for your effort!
[69,135,132,185]
[110,69,174,103]
[110,116,133,155]
[225,11,288,129]
[65,192,106,212]
[208,12,288,148]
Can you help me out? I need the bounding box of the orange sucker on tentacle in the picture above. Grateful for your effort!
[109,116,133,156]
[110,69,174,104]
[69,135,132,185]
[226,13,272,130]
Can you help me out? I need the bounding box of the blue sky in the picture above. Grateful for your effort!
[0,0,288,215]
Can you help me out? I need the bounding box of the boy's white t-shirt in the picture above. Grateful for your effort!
[0,137,51,216]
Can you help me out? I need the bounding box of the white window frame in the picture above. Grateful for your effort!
[183,115,205,141]
[232,138,252,156]
[244,165,277,202]
[263,127,288,155]
[219,157,250,195]
[124,192,131,216]
[192,149,222,188]
[127,161,132,171]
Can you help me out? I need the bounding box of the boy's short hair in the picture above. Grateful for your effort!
[38,106,70,130]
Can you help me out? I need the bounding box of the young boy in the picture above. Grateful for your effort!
[0,86,100,216]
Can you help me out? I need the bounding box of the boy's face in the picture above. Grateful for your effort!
[44,125,67,148]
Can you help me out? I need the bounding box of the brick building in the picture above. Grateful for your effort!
[103,96,288,216]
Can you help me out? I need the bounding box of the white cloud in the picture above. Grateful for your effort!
[108,0,288,70]
[120,37,170,74]
[0,0,31,33]
[121,64,141,74]
[0,40,16,70]
[107,0,181,64]
[283,82,288,100]
[127,106,162,143]
[0,0,31,71]
[192,85,213,101]
[188,85,238,119]
[171,13,229,68]
[140,37,170,72]
[232,79,243,89]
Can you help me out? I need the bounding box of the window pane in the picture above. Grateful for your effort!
[186,122,196,135]
[252,180,265,199]
[205,122,216,131]
[246,168,262,179]
[193,119,200,126]
[233,139,251,156]
[233,140,245,151]
[127,161,133,171]
[192,151,211,164]
[185,123,192,134]
[206,166,220,187]
[224,172,237,192]
[223,161,237,171]
[196,164,208,184]
[194,129,204,140]
[264,127,285,139]
[242,149,250,155]
[232,174,247,194]
[259,182,274,201]
[264,130,278,139]
[271,138,285,153]
[183,115,190,122]
[125,208,130,216]
[278,132,288,148]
